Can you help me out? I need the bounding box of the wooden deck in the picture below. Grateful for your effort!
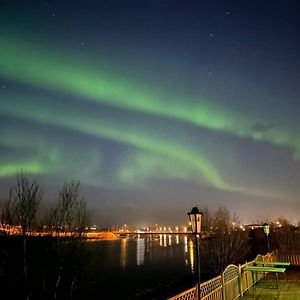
[242,267,300,299]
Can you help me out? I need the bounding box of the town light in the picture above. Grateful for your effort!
[187,207,203,300]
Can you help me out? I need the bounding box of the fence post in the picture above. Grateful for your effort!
[221,272,226,300]
[238,264,243,298]
[273,250,278,262]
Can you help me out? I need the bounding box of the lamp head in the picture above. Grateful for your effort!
[187,207,203,234]
[263,223,270,236]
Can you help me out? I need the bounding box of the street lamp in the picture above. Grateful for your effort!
[263,223,270,253]
[188,207,203,300]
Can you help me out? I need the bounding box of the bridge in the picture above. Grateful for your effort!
[112,230,190,237]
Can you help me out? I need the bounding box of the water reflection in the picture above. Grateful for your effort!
[119,234,196,274]
[157,234,183,248]
[159,234,163,247]
[184,235,189,267]
[168,235,172,246]
[120,238,127,270]
[163,234,167,247]
[136,237,145,266]
[189,239,195,273]
[184,235,188,253]
[20,234,202,299]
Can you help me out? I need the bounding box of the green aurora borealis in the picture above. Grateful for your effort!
[1,36,300,158]
[1,1,300,224]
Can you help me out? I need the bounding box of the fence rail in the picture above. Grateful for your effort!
[276,251,300,266]
[168,286,196,300]
[168,252,283,300]
[201,275,222,300]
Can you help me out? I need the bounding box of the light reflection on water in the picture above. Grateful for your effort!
[159,234,163,247]
[121,238,127,270]
[189,239,195,273]
[168,235,172,246]
[75,235,203,299]
[118,234,195,273]
[184,235,189,267]
[184,235,188,253]
[136,236,145,265]
[163,234,167,247]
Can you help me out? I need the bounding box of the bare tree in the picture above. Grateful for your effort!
[201,207,249,274]
[49,180,90,299]
[0,190,17,235]
[74,197,91,237]
[52,180,79,235]
[10,173,42,300]
[51,180,90,236]
[12,173,42,236]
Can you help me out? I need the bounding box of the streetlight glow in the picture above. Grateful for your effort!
[263,223,270,253]
[187,206,203,300]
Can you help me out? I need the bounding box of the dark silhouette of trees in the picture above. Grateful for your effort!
[0,190,16,235]
[43,180,91,299]
[47,180,91,237]
[272,219,300,251]
[201,207,249,274]
[12,173,42,236]
[8,173,42,300]
[0,175,94,300]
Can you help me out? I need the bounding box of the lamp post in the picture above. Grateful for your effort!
[263,223,270,253]
[188,207,203,300]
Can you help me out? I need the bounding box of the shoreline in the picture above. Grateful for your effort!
[0,230,119,240]
[86,231,118,240]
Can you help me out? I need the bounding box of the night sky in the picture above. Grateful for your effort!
[1,0,300,226]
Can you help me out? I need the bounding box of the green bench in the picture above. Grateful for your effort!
[244,266,286,298]
[244,266,286,273]
[255,261,290,267]
[254,261,290,282]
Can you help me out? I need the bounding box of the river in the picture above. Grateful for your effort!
[86,234,196,299]
[0,234,199,300]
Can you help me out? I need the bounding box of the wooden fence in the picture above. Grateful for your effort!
[168,253,274,300]
[275,251,300,266]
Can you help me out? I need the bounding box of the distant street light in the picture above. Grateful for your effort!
[188,207,203,300]
[263,223,270,253]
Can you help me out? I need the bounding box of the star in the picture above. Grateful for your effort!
[81,41,86,46]
[210,33,214,37]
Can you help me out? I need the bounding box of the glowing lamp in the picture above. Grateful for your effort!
[263,223,270,236]
[187,206,203,234]
[187,206,203,300]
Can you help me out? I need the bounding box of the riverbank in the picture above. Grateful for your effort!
[86,231,118,240]
[0,229,118,240]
